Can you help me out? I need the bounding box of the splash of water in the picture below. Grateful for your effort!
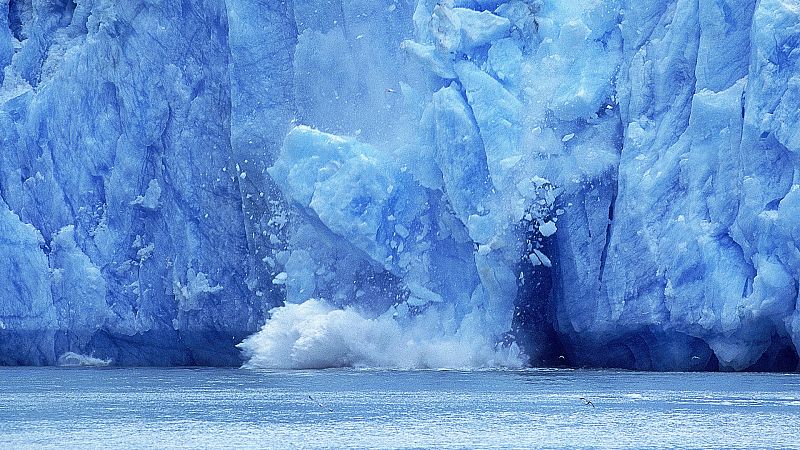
[239,299,524,369]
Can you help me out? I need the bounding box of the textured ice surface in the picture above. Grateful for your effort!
[0,0,272,365]
[0,0,799,370]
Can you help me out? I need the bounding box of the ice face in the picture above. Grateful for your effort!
[0,0,798,370]
[0,0,274,365]
[556,0,800,371]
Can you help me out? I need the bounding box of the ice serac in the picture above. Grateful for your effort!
[1,0,799,370]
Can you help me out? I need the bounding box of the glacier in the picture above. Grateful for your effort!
[0,0,798,371]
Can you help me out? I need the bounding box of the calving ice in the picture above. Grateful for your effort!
[0,0,798,372]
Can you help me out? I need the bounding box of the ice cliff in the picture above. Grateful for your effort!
[1,0,798,371]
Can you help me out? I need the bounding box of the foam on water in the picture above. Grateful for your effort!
[239,300,524,369]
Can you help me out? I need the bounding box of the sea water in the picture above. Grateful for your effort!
[1,368,798,449]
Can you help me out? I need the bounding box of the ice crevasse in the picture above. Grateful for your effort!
[0,0,799,371]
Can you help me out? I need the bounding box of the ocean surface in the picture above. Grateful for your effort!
[1,368,799,449]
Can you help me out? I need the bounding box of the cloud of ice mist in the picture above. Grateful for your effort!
[238,299,524,369]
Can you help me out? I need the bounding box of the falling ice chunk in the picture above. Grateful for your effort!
[529,249,552,268]
[272,272,288,285]
[395,224,409,238]
[538,221,557,237]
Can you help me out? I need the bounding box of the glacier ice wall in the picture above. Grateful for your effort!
[1,0,798,370]
[0,0,273,365]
